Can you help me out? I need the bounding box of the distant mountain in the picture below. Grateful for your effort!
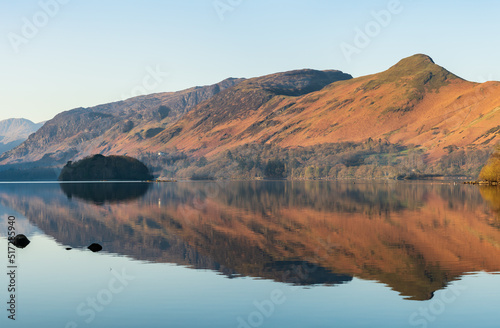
[0,118,43,155]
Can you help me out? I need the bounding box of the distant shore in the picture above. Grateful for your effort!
[464,181,499,186]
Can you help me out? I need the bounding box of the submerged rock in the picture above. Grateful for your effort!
[10,234,30,249]
[88,243,103,252]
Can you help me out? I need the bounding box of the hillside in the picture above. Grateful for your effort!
[152,55,500,161]
[1,54,500,179]
[0,70,351,167]
[0,78,244,165]
[0,118,43,155]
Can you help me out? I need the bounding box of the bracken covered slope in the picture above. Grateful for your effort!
[150,54,500,161]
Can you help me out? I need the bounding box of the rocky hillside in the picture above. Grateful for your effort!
[0,78,244,164]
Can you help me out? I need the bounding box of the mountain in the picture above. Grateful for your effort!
[151,54,500,160]
[0,118,43,155]
[0,78,244,164]
[2,54,500,179]
[0,70,351,166]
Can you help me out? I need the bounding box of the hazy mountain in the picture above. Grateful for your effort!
[0,118,43,155]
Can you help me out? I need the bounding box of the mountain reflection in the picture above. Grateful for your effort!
[1,181,500,300]
[59,182,150,205]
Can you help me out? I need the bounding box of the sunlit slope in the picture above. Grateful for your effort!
[2,54,499,167]
[154,54,500,160]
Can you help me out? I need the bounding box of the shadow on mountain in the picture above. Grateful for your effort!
[59,182,150,205]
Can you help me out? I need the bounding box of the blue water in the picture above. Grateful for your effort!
[0,181,499,327]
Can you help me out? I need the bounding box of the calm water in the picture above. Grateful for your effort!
[1,181,500,327]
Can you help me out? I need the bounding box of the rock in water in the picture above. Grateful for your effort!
[88,243,103,252]
[10,234,30,249]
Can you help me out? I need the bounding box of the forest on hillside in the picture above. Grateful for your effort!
[140,140,492,180]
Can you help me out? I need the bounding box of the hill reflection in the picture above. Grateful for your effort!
[0,181,499,300]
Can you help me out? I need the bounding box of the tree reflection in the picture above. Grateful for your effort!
[59,182,151,205]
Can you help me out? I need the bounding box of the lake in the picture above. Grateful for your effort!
[1,181,500,327]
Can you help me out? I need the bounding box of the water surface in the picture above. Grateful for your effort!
[1,181,500,327]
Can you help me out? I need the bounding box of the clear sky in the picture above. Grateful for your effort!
[1,0,499,123]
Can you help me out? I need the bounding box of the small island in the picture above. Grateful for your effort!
[58,154,154,181]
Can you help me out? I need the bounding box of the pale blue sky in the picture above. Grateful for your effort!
[1,0,499,122]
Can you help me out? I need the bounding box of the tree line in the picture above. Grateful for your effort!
[140,140,492,180]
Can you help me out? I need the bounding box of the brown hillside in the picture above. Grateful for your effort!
[148,54,500,161]
[2,54,499,171]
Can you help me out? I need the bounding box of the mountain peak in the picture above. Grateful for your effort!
[370,54,464,93]
[398,54,435,66]
[242,68,352,96]
[386,54,461,79]
[388,54,436,72]
[0,118,41,136]
[0,118,44,155]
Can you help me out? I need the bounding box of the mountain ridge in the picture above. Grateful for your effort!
[144,54,499,162]
[0,69,352,165]
[1,54,499,179]
[0,78,245,164]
